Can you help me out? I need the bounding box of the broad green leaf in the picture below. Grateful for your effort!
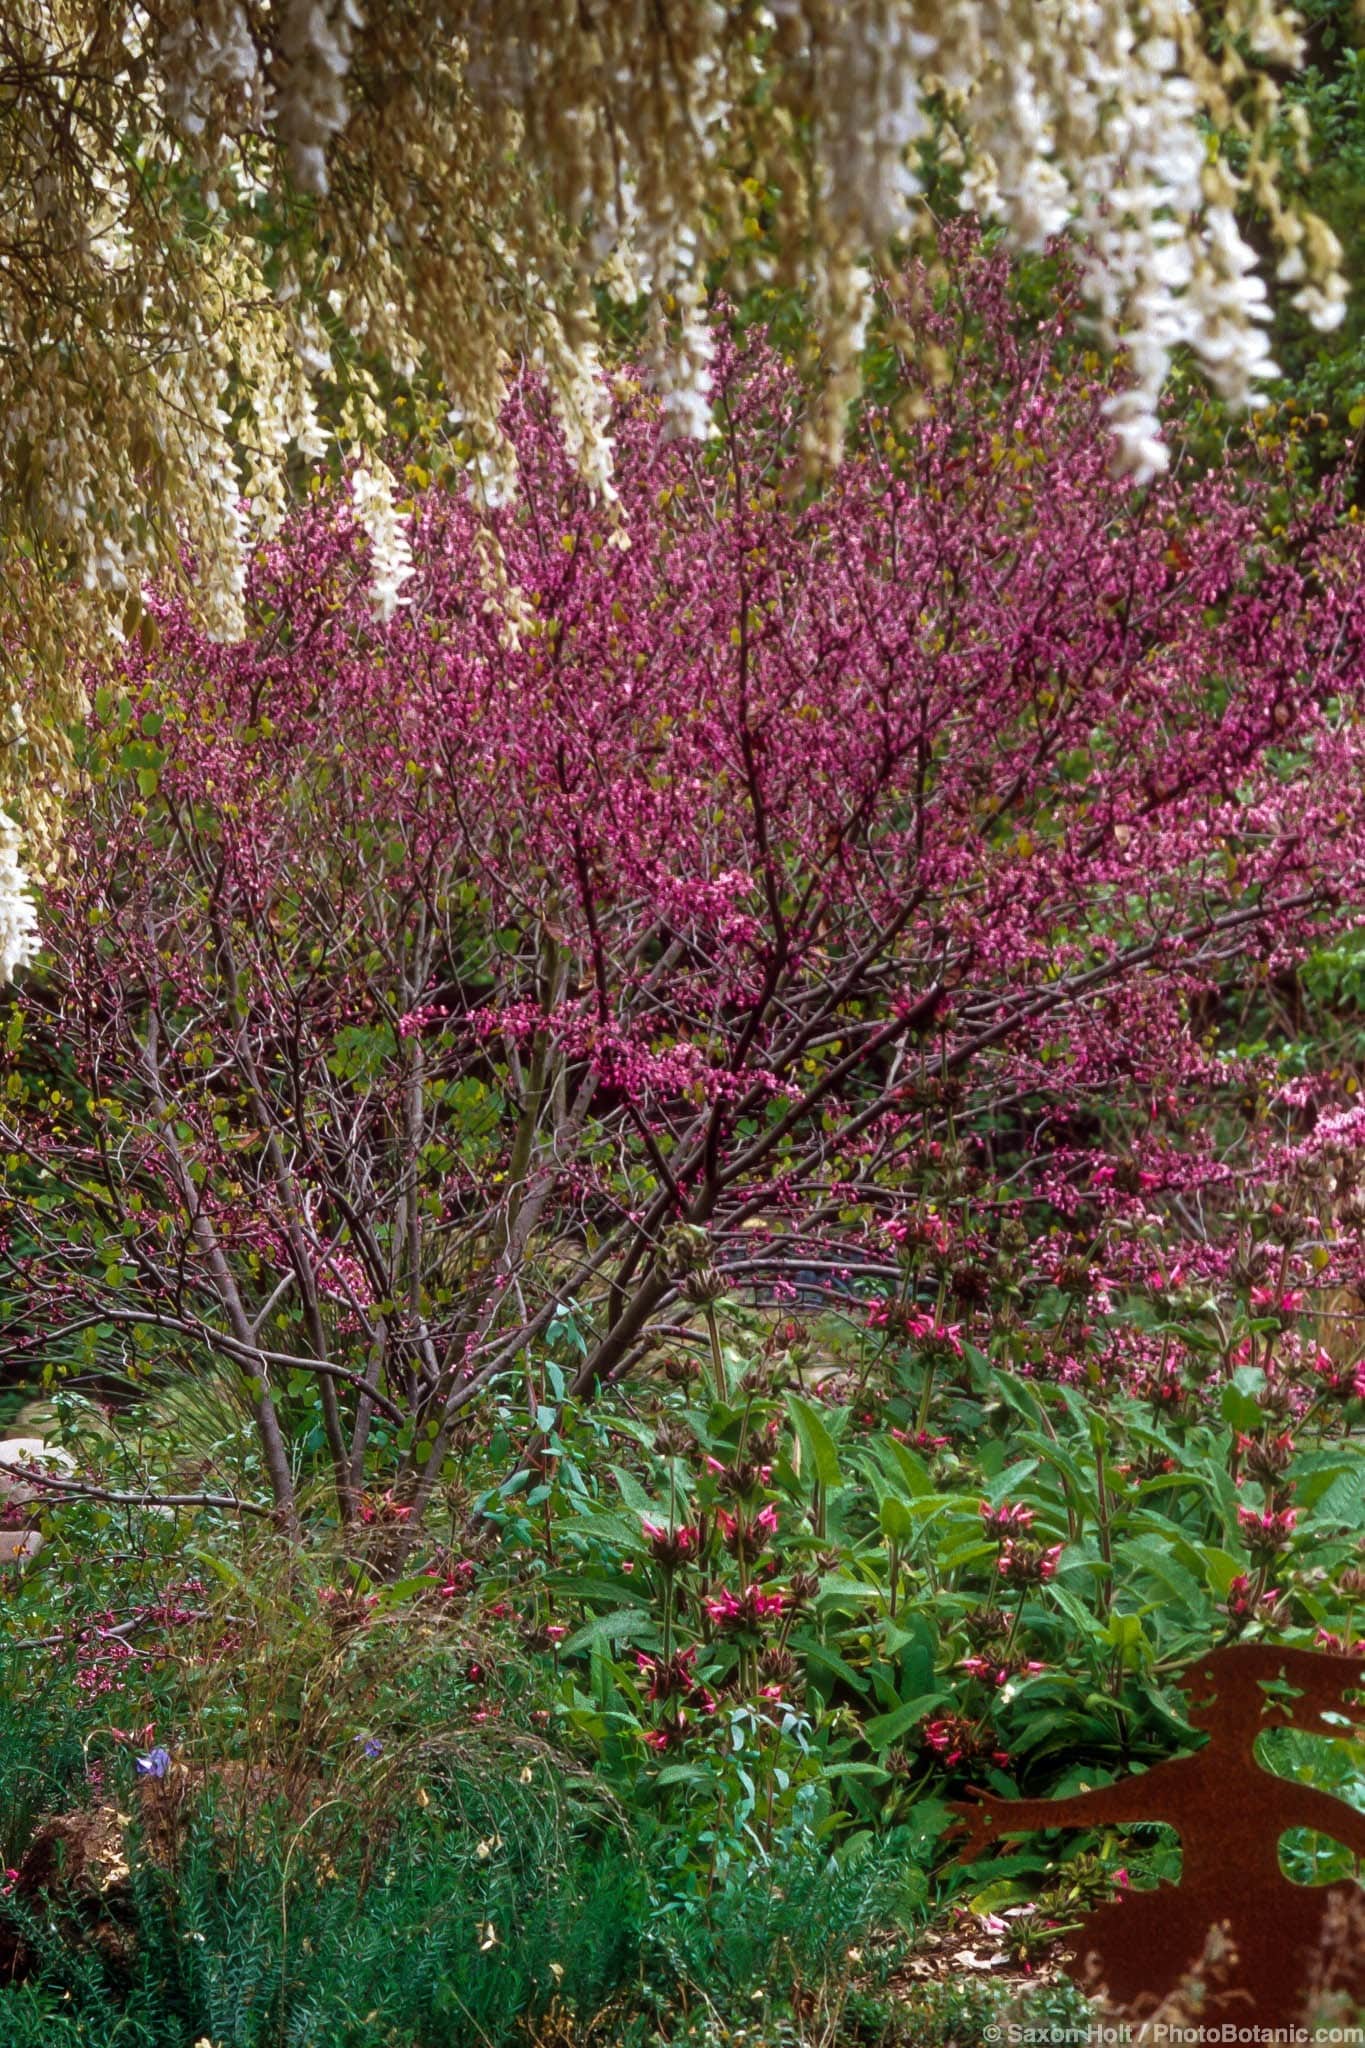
[562,1607,652,1654]
[1122,1536,1205,1614]
[790,1635,869,1694]
[609,1464,657,1514]
[1199,1545,1245,1595]
[880,1495,915,1543]
[1220,1382,1265,1434]
[863,1691,948,1750]
[1312,1460,1365,1527]
[786,1391,844,1489]
[881,1436,933,1498]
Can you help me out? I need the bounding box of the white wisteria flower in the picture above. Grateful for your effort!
[0,815,39,985]
[349,457,415,622]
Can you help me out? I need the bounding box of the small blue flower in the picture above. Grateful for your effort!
[355,1735,383,1760]
[135,1747,172,1780]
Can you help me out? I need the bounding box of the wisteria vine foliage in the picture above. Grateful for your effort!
[8,260,1365,1527]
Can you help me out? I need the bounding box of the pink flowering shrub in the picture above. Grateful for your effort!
[5,241,1365,1543]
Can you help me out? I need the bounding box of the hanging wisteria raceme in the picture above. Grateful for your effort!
[0,815,39,985]
[347,457,414,622]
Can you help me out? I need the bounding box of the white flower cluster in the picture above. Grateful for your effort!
[536,333,619,499]
[470,528,538,651]
[776,0,1342,484]
[0,815,39,985]
[652,283,720,447]
[159,0,263,142]
[349,458,414,622]
[802,1,934,248]
[275,0,364,195]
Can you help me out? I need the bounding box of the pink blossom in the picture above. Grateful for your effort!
[980,1500,1035,1539]
[702,1583,786,1632]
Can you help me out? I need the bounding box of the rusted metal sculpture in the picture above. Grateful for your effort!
[950,1643,1365,2021]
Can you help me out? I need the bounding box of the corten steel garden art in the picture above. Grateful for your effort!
[951,1643,1365,2023]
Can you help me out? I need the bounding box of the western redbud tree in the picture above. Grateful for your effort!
[4,253,1365,1532]
[0,0,1346,991]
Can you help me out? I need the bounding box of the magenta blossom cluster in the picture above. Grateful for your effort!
[997,1539,1065,1586]
[717,1503,778,1560]
[641,1519,702,1571]
[981,1501,1035,1539]
[960,1654,1048,1688]
[923,1713,1011,1770]
[703,1584,786,1632]
[636,1646,718,1717]
[1237,1505,1299,1554]
[867,1300,965,1356]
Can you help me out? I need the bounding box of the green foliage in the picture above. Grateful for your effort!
[0,1534,930,2046]
[6,1230,1365,2025]
[0,1746,920,2048]
[0,1773,644,2046]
